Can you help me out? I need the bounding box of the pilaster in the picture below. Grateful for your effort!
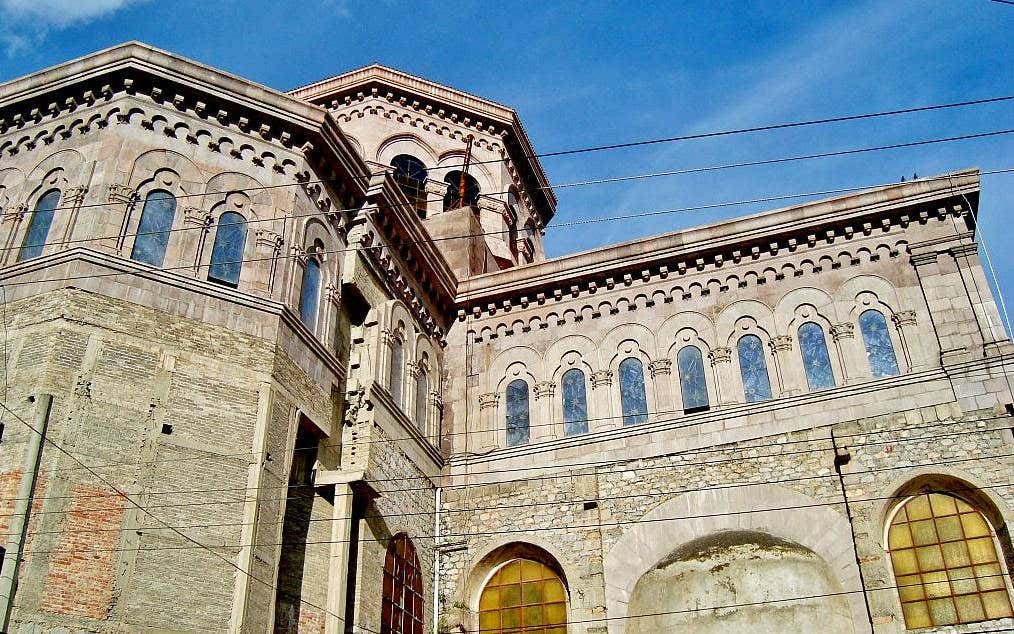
[831,322,866,384]
[707,347,739,407]
[769,335,802,397]
[589,370,614,432]
[647,359,675,418]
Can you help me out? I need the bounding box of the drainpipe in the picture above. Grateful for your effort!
[432,486,442,634]
[0,394,53,630]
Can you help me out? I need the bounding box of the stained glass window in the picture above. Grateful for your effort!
[888,492,1013,628]
[390,337,405,407]
[561,368,589,436]
[381,533,424,634]
[443,171,480,210]
[677,346,709,413]
[299,257,321,330]
[798,322,835,391]
[737,334,773,402]
[478,559,567,634]
[208,211,246,286]
[18,189,61,262]
[505,379,530,446]
[859,309,901,378]
[130,190,176,267]
[415,369,428,430]
[392,154,428,218]
[619,357,648,426]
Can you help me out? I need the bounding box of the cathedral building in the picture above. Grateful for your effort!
[0,41,1012,634]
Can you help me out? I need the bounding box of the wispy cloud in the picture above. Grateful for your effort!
[0,0,143,55]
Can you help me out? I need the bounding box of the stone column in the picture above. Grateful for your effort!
[58,184,88,247]
[769,335,802,397]
[831,322,867,384]
[892,310,924,370]
[180,206,212,275]
[405,362,420,426]
[589,370,615,432]
[1,203,27,265]
[477,392,499,450]
[533,381,557,440]
[708,346,740,406]
[109,184,139,254]
[325,481,355,634]
[254,228,284,296]
[377,328,394,386]
[648,359,675,418]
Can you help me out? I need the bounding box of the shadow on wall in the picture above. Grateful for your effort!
[626,530,854,634]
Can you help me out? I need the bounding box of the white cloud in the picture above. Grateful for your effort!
[1,0,139,27]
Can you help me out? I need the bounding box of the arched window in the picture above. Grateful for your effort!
[798,322,835,391]
[677,345,709,413]
[619,357,648,426]
[415,369,429,431]
[505,379,530,447]
[208,211,247,286]
[478,558,567,634]
[443,171,480,211]
[130,190,177,267]
[888,492,1013,628]
[561,368,589,436]
[737,334,773,402]
[859,309,900,378]
[19,188,61,262]
[298,254,321,330]
[389,334,405,407]
[381,533,424,634]
[391,154,428,218]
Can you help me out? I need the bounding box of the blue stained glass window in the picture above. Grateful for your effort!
[208,211,247,286]
[415,370,429,429]
[737,335,773,402]
[389,338,404,406]
[619,357,648,426]
[299,257,321,329]
[859,309,900,378]
[130,190,176,267]
[561,368,589,436]
[677,346,710,413]
[505,379,530,446]
[798,322,836,391]
[18,189,61,261]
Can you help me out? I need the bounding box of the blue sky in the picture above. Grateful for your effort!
[1,1,1013,314]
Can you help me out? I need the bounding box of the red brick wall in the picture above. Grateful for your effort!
[40,484,125,619]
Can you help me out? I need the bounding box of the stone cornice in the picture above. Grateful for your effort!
[455,171,979,317]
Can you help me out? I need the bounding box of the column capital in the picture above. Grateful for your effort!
[107,183,138,204]
[182,207,212,229]
[63,185,88,206]
[769,335,793,353]
[533,381,555,400]
[892,310,918,327]
[255,228,283,250]
[708,347,732,365]
[478,392,499,410]
[3,203,27,224]
[590,370,614,388]
[290,244,308,266]
[830,322,855,341]
[648,359,672,377]
[325,284,342,307]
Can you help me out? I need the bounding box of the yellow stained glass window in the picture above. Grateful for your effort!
[888,492,1014,629]
[479,559,567,634]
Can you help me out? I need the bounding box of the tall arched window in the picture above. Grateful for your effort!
[677,345,710,413]
[130,190,177,267]
[888,492,1013,628]
[299,254,321,330]
[619,357,648,426]
[859,309,900,378]
[798,322,835,391]
[561,368,589,436]
[737,334,773,402]
[391,154,428,218]
[389,334,405,407]
[415,369,429,431]
[381,533,424,634]
[18,189,61,262]
[208,211,247,286]
[443,171,480,211]
[505,379,530,447]
[478,559,567,634]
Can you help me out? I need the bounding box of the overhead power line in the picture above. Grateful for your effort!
[0,167,1011,292]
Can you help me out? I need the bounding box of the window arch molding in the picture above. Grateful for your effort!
[551,351,595,437]
[546,335,598,437]
[296,219,339,338]
[666,327,718,415]
[495,363,537,448]
[786,303,844,391]
[205,195,253,287]
[458,540,573,634]
[124,150,204,266]
[200,172,273,288]
[412,336,442,440]
[376,133,439,167]
[879,473,1014,628]
[847,291,910,376]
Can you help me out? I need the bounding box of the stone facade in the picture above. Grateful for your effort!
[0,41,1012,634]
